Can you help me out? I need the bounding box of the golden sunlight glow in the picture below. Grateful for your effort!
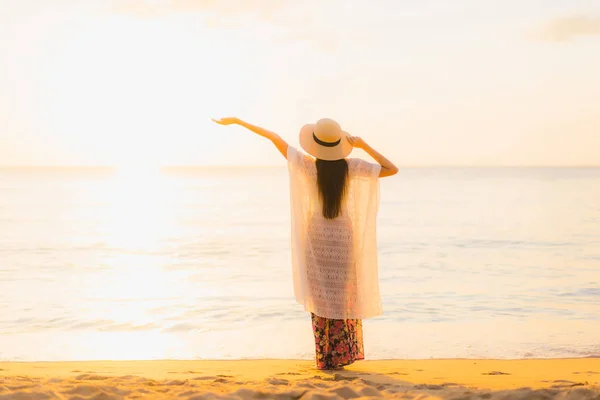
[101,169,176,251]
[2,2,599,167]
[80,169,193,327]
[31,14,236,167]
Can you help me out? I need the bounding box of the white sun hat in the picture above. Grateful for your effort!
[299,118,353,161]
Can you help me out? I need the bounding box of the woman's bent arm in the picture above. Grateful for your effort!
[347,136,398,177]
[212,117,288,159]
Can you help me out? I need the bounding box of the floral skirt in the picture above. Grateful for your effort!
[310,313,364,370]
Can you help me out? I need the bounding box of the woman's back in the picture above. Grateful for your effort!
[288,147,383,319]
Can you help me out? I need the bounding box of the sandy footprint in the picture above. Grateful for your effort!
[328,386,359,398]
[414,383,445,390]
[266,378,289,386]
[161,379,188,386]
[331,374,359,382]
[63,384,104,396]
[551,379,586,388]
[74,374,111,381]
[192,376,219,381]
[167,370,202,374]
[296,382,316,389]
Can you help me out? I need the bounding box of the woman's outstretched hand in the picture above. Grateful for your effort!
[347,135,367,149]
[211,117,289,159]
[212,117,240,126]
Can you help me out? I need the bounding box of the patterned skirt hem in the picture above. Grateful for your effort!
[316,355,364,370]
[311,312,365,371]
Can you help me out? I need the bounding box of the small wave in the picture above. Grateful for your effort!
[454,239,577,249]
[162,323,209,333]
[558,288,600,298]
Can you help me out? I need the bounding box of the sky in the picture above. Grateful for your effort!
[0,0,599,167]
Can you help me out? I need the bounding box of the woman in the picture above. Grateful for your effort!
[212,117,398,370]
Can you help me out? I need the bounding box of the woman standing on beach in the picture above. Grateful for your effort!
[213,117,398,370]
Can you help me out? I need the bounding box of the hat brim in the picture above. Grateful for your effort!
[299,124,353,161]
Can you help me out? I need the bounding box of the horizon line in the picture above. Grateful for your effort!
[1,164,599,169]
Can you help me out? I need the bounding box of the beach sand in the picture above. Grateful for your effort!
[1,358,599,399]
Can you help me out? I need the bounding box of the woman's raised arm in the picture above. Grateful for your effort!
[212,117,288,159]
[347,136,398,177]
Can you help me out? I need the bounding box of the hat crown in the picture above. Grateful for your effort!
[298,118,351,161]
[314,118,341,142]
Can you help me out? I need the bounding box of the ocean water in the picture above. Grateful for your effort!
[0,166,599,361]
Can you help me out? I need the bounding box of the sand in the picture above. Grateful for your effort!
[1,358,599,399]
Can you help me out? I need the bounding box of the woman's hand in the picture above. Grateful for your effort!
[349,136,398,177]
[347,135,367,149]
[211,117,288,159]
[212,117,240,126]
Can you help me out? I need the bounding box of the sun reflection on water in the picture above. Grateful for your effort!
[100,167,179,252]
[82,167,197,350]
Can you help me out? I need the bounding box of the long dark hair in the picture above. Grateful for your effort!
[315,158,349,219]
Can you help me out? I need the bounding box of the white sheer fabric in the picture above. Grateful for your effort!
[287,146,382,319]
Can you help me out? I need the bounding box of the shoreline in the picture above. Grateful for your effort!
[1,358,599,399]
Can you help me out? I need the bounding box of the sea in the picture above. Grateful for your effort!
[1,166,599,361]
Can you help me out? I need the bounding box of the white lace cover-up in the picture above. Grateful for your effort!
[287,146,382,320]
